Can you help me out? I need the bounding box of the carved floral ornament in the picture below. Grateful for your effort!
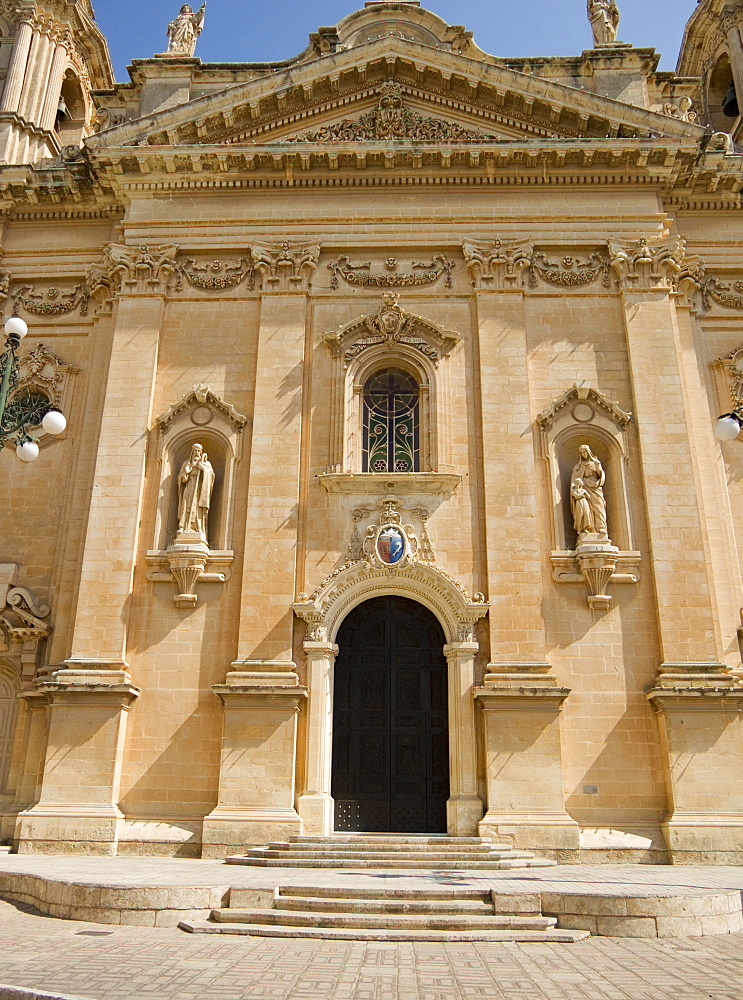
[294,497,487,645]
[324,293,460,369]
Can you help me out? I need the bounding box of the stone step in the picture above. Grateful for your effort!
[266,841,510,854]
[275,895,494,914]
[209,908,559,931]
[285,836,490,846]
[0,845,11,855]
[179,920,589,943]
[226,856,555,870]
[240,849,533,862]
[274,886,495,902]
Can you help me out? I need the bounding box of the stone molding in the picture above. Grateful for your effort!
[318,472,461,495]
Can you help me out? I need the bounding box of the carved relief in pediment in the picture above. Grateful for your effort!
[286,81,497,143]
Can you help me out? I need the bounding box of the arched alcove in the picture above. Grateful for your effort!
[707,52,736,132]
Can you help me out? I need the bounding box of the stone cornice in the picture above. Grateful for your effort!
[88,36,705,153]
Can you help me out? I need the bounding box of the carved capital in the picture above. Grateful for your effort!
[250,241,319,292]
[462,239,533,290]
[608,237,704,296]
[86,243,180,299]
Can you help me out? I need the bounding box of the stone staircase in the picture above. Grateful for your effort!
[180,885,589,942]
[225,835,557,870]
[0,843,11,855]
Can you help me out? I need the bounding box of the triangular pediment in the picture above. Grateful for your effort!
[88,31,704,154]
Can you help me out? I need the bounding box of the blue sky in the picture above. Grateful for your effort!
[93,1,698,82]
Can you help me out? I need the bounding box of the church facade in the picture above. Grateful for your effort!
[2,0,743,863]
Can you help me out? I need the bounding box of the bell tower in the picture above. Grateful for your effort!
[0,0,113,164]
[678,0,743,143]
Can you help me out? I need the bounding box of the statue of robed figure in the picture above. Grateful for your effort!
[587,0,620,46]
[177,443,215,539]
[166,3,206,57]
[570,444,608,539]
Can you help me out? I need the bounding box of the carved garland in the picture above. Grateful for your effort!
[328,254,455,290]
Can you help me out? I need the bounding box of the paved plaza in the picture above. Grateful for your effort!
[1,858,743,998]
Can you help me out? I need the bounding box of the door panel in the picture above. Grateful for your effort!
[332,596,450,833]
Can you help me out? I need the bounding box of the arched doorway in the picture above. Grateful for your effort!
[0,672,18,794]
[331,596,450,833]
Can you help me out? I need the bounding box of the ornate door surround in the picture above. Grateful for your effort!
[294,556,488,837]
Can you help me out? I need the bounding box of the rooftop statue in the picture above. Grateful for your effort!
[588,0,620,47]
[166,3,206,57]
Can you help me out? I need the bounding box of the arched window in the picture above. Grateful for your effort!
[362,368,420,473]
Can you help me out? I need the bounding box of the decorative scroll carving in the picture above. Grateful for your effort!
[178,256,255,291]
[328,255,455,290]
[93,107,127,133]
[13,283,89,317]
[462,239,534,289]
[324,293,460,369]
[250,241,320,291]
[156,383,248,434]
[529,251,611,289]
[0,270,9,305]
[289,80,495,143]
[0,564,51,680]
[608,237,703,295]
[702,277,743,311]
[87,243,180,297]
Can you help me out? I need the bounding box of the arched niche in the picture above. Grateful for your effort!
[707,52,737,133]
[537,385,640,605]
[145,385,248,607]
[56,69,87,145]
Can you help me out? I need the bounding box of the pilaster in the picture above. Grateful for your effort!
[475,667,580,859]
[65,244,179,672]
[16,669,139,855]
[232,242,319,670]
[609,238,727,670]
[202,669,308,858]
[464,240,549,667]
[647,668,743,863]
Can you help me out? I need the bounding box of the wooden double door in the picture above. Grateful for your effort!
[332,596,450,833]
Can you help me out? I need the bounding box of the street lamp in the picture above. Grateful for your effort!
[715,353,743,442]
[0,317,67,462]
